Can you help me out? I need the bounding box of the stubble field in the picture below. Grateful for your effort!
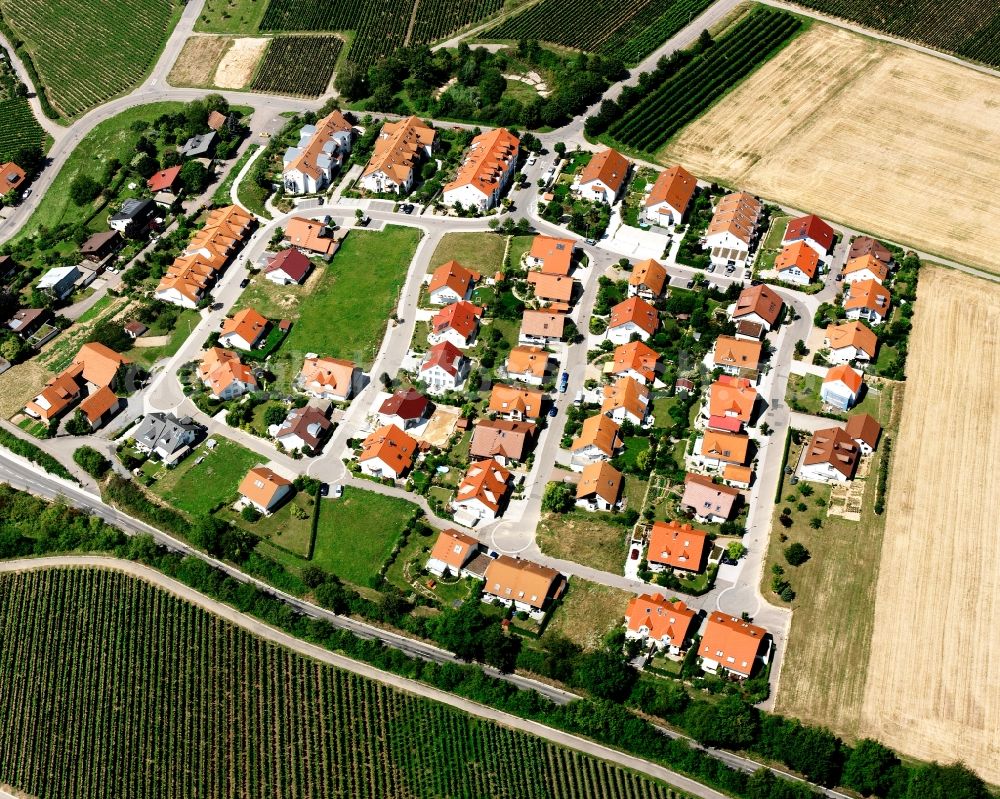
[659,25,1000,273]
[859,267,1000,781]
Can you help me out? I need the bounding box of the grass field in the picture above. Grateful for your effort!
[196,0,270,33]
[858,269,1000,782]
[148,438,261,516]
[0,0,182,118]
[428,232,508,277]
[12,102,184,241]
[124,308,200,369]
[0,567,687,799]
[167,34,233,87]
[545,577,632,650]
[659,25,1000,273]
[212,143,259,204]
[537,509,629,575]
[786,372,882,420]
[282,225,422,369]
[770,383,898,737]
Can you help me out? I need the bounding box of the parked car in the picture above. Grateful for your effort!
[210,302,224,311]
[548,406,558,418]
[239,278,250,288]
[559,372,569,392]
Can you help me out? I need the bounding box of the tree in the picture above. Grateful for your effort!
[784,542,810,566]
[714,695,759,748]
[0,333,26,362]
[541,481,574,513]
[264,405,287,428]
[65,410,92,437]
[727,541,747,560]
[571,650,636,701]
[87,320,131,353]
[69,175,102,206]
[73,446,111,478]
[179,160,211,194]
[301,566,328,589]
[843,739,899,796]
[905,763,989,799]
[240,505,261,523]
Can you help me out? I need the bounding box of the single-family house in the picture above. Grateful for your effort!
[77,385,123,431]
[842,253,889,285]
[601,376,650,425]
[821,364,863,411]
[147,165,183,204]
[519,310,564,345]
[274,405,331,453]
[643,165,696,227]
[774,240,819,285]
[782,213,835,259]
[79,230,123,263]
[377,388,430,430]
[527,271,575,306]
[264,248,312,285]
[0,161,26,195]
[109,198,156,237]
[607,296,658,344]
[297,356,360,402]
[282,110,353,194]
[799,426,861,483]
[283,216,339,257]
[647,520,709,573]
[481,555,560,618]
[219,308,268,350]
[578,148,630,204]
[731,284,783,331]
[37,265,82,299]
[488,384,544,421]
[178,131,216,159]
[426,528,482,578]
[849,236,892,265]
[723,464,753,489]
[442,127,519,211]
[207,110,240,133]
[360,115,435,194]
[680,473,740,523]
[453,458,511,522]
[705,192,761,266]
[628,258,668,300]
[428,260,479,305]
[131,412,202,463]
[428,301,482,348]
[575,461,623,512]
[735,320,765,341]
[359,424,418,480]
[694,429,750,470]
[419,341,468,395]
[844,279,891,324]
[526,235,574,275]
[238,466,292,515]
[25,372,82,421]
[7,308,49,339]
[469,419,536,464]
[570,414,622,467]
[713,336,762,375]
[845,412,882,455]
[699,613,767,678]
[708,375,757,428]
[198,347,257,399]
[610,340,661,385]
[824,321,878,365]
[504,345,550,386]
[624,594,697,656]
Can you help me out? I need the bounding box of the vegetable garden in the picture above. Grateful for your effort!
[788,0,1000,67]
[0,567,689,799]
[606,9,802,153]
[0,0,180,118]
[485,0,715,64]
[250,35,343,96]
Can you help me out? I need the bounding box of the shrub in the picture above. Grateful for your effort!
[73,446,111,478]
[784,542,810,566]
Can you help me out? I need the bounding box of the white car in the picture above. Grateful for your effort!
[527,153,537,166]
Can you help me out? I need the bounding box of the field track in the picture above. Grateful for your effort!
[860,267,1000,782]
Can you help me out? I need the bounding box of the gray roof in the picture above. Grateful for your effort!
[133,412,203,457]
[178,131,217,157]
[109,198,155,223]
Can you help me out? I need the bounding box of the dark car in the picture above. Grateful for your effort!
[209,302,223,311]
[319,483,329,497]
[399,204,414,214]
[547,406,558,418]
[239,278,250,289]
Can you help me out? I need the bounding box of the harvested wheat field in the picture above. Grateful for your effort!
[659,25,1000,273]
[859,267,1000,781]
[168,35,234,88]
[214,37,269,89]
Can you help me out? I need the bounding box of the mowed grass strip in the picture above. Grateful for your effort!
[537,510,630,575]
[283,225,422,368]
[0,0,182,118]
[428,231,508,276]
[149,437,261,516]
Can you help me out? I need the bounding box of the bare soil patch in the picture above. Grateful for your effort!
[214,37,269,89]
[659,25,1000,273]
[545,577,632,650]
[860,268,1000,780]
[168,35,233,88]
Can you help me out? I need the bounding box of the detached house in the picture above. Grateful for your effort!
[821,364,863,411]
[783,213,835,259]
[297,356,360,402]
[219,308,268,350]
[849,235,892,265]
[707,375,757,429]
[699,613,767,678]
[824,321,878,365]
[238,466,292,515]
[504,345,550,386]
[147,165,183,205]
[774,240,819,285]
[131,412,202,463]
[628,258,668,300]
[284,216,339,257]
[426,528,482,578]
[377,388,430,430]
[452,458,511,523]
[527,271,575,307]
[706,192,761,266]
[482,556,560,619]
[264,248,312,285]
[601,376,650,426]
[428,260,479,305]
[647,520,709,573]
[109,198,156,237]
[731,284,783,331]
[643,165,696,226]
[610,340,661,385]
[575,461,623,512]
[282,109,353,194]
[419,340,468,395]
[846,412,882,455]
[469,419,536,464]
[0,161,26,195]
[625,595,697,656]
[198,347,257,400]
[442,127,519,211]
[578,148,630,204]
[607,296,658,344]
[694,429,750,470]
[527,235,574,275]
[77,386,123,431]
[359,424,417,480]
[361,115,435,194]
[844,279,891,324]
[570,414,622,468]
[799,426,860,483]
[713,336,762,375]
[519,310,564,345]
[842,253,889,286]
[274,405,331,453]
[681,473,740,523]
[489,384,544,421]
[428,301,482,348]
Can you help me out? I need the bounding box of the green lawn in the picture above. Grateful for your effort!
[537,510,629,575]
[212,143,260,205]
[507,234,534,269]
[786,373,882,421]
[615,436,650,470]
[12,102,185,241]
[149,438,261,516]
[75,295,114,324]
[652,396,677,428]
[282,225,422,369]
[220,490,315,558]
[195,0,269,32]
[623,474,648,513]
[428,232,508,276]
[756,214,791,273]
[125,308,200,369]
[1,0,183,118]
[309,487,418,585]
